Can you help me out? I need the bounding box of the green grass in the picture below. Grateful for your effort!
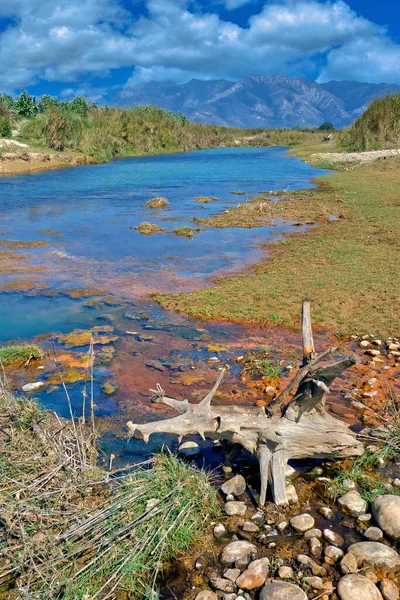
[194,196,218,203]
[0,344,42,366]
[135,222,166,235]
[328,448,400,503]
[173,226,202,238]
[146,197,169,209]
[241,347,281,378]
[156,156,400,336]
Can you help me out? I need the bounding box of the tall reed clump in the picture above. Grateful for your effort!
[0,368,219,599]
[342,92,400,151]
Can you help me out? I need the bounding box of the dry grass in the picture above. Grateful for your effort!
[146,197,169,209]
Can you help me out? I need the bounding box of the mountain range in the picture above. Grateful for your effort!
[107,76,400,129]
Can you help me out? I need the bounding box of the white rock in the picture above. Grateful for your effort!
[323,528,344,546]
[225,501,247,516]
[278,566,293,579]
[260,581,307,600]
[337,574,383,600]
[338,490,367,516]
[348,542,400,569]
[325,545,344,563]
[342,479,356,490]
[195,592,218,600]
[290,514,315,533]
[319,506,334,519]
[221,541,258,566]
[236,558,270,590]
[286,484,299,504]
[178,441,200,456]
[363,527,383,541]
[22,381,44,392]
[221,475,246,497]
[372,495,400,539]
[214,523,226,539]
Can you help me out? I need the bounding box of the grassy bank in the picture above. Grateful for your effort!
[0,380,218,599]
[156,155,400,336]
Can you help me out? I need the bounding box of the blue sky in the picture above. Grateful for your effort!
[1,0,399,100]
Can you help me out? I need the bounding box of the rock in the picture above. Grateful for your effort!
[360,340,370,348]
[221,541,258,566]
[304,528,322,539]
[225,501,247,516]
[178,441,200,456]
[22,381,44,392]
[223,595,236,600]
[277,521,288,532]
[372,495,400,539]
[223,568,241,583]
[380,579,399,600]
[286,484,299,504]
[290,514,315,533]
[285,464,297,478]
[319,506,334,519]
[340,552,358,574]
[364,527,383,541]
[195,591,218,600]
[323,528,344,546]
[338,491,367,516]
[221,475,246,497]
[226,494,235,502]
[366,571,379,584]
[260,581,307,600]
[337,574,383,600]
[324,545,344,563]
[251,511,264,523]
[214,523,226,539]
[278,566,293,579]
[303,576,324,590]
[358,513,372,522]
[342,479,356,490]
[236,558,270,590]
[348,542,400,569]
[296,554,314,567]
[308,537,322,557]
[209,578,236,593]
[242,521,259,533]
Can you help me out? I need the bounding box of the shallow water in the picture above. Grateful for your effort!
[0,147,331,464]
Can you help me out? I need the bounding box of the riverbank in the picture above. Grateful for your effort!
[155,150,400,337]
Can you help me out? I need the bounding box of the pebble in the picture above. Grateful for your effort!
[304,528,322,539]
[372,495,400,539]
[364,527,383,541]
[380,579,400,600]
[260,581,307,600]
[360,340,370,348]
[278,566,293,579]
[324,545,344,563]
[225,501,247,516]
[236,558,270,590]
[342,479,356,490]
[337,574,383,600]
[358,513,372,522]
[277,521,288,532]
[338,490,367,516]
[308,537,322,557]
[323,528,344,546]
[209,577,236,593]
[214,523,227,539]
[221,475,247,497]
[340,552,358,574]
[348,542,400,569]
[221,541,258,567]
[285,465,297,478]
[226,494,235,501]
[251,512,264,523]
[178,441,200,456]
[286,484,299,504]
[303,576,324,590]
[22,381,44,392]
[223,568,241,583]
[319,506,334,519]
[290,514,315,533]
[242,521,259,533]
[195,592,218,600]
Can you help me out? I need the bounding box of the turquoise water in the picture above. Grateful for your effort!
[0,147,328,463]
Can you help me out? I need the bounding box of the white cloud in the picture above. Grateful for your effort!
[1,0,400,94]
[224,0,254,9]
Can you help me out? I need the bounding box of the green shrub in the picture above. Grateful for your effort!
[0,344,42,366]
[343,93,400,151]
[319,122,335,131]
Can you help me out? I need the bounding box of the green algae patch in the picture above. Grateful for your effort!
[0,344,43,366]
[58,326,118,348]
[0,240,48,249]
[193,196,217,203]
[38,229,63,236]
[146,196,169,209]
[156,156,400,336]
[173,226,201,238]
[230,190,245,195]
[101,381,118,395]
[45,367,86,385]
[135,222,166,235]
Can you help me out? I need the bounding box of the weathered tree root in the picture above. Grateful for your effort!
[127,300,364,506]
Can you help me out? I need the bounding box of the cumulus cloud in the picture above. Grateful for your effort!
[1,0,400,94]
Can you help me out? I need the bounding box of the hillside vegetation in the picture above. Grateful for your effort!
[343,92,400,151]
[0,91,322,162]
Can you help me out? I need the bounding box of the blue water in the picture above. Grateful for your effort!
[0,147,328,462]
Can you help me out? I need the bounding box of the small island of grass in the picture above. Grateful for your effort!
[135,222,166,235]
[0,344,43,366]
[173,226,201,238]
[146,197,169,209]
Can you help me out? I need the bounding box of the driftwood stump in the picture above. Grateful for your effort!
[127,300,364,506]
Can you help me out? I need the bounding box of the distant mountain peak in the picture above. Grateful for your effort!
[105,75,400,129]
